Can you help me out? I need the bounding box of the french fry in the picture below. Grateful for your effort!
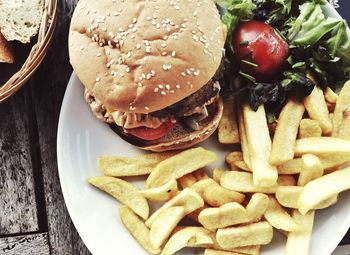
[178,173,197,188]
[204,249,244,255]
[119,206,161,255]
[332,81,350,140]
[278,155,350,175]
[150,206,185,249]
[146,188,204,227]
[218,97,240,144]
[285,210,315,255]
[270,99,305,165]
[186,205,208,222]
[139,180,178,201]
[216,221,273,249]
[324,87,338,104]
[146,147,217,188]
[277,158,303,174]
[242,104,278,187]
[237,103,251,169]
[198,202,250,230]
[298,166,350,214]
[220,171,295,194]
[276,186,303,208]
[213,168,225,183]
[161,227,213,255]
[304,82,332,135]
[276,186,338,210]
[246,193,270,222]
[298,154,324,186]
[88,176,149,220]
[190,178,245,206]
[234,160,251,172]
[294,137,350,158]
[298,119,322,139]
[225,151,243,171]
[98,152,176,177]
[193,169,209,181]
[264,196,299,232]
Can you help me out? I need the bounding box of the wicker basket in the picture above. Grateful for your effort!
[0,0,57,103]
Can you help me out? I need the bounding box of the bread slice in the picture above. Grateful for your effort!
[0,0,44,43]
[0,32,14,63]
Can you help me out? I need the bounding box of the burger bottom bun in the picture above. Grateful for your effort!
[109,97,223,152]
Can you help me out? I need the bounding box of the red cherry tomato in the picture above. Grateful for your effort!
[233,20,289,82]
[125,119,176,141]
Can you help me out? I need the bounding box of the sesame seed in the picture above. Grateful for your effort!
[146,74,151,79]
[133,18,137,23]
[181,72,186,76]
[161,91,166,95]
[106,11,110,16]
[193,11,197,16]
[136,44,141,49]
[141,73,146,79]
[176,84,180,88]
[161,43,167,48]
[175,5,180,10]
[146,17,152,21]
[120,73,124,77]
[127,51,132,58]
[151,70,156,76]
[146,47,151,53]
[153,14,157,19]
[145,106,150,110]
[130,35,135,39]
[126,67,130,73]
[113,12,119,16]
[163,36,168,40]
[138,82,143,87]
[97,53,101,57]
[165,84,171,90]
[96,77,101,82]
[86,10,90,15]
[128,24,134,29]
[118,7,122,12]
[181,24,186,28]
[80,46,84,50]
[171,51,176,57]
[162,52,167,56]
[155,5,160,9]
[151,20,156,25]
[184,18,188,22]
[170,90,175,93]
[102,27,107,32]
[158,84,164,88]
[154,88,159,92]
[132,27,137,33]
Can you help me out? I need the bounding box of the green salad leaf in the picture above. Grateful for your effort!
[325,21,350,65]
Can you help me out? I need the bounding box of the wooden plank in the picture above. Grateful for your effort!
[0,233,50,255]
[29,0,90,254]
[0,88,39,234]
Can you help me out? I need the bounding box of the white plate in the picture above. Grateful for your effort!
[57,4,350,255]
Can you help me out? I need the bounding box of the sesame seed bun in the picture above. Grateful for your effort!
[68,0,225,113]
[110,97,223,152]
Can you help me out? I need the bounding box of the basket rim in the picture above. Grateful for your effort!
[0,0,58,103]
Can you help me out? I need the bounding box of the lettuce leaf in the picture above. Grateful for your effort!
[287,2,341,46]
[325,21,350,65]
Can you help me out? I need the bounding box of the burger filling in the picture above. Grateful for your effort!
[85,61,223,140]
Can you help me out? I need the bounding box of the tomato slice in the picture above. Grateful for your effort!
[125,119,176,141]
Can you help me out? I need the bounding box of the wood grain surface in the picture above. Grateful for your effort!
[0,233,50,255]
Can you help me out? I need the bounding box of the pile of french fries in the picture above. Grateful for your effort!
[88,80,350,255]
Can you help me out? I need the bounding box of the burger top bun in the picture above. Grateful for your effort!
[69,0,225,114]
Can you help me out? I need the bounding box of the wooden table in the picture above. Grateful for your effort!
[0,0,349,254]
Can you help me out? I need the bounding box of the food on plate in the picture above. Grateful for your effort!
[145,147,216,188]
[242,103,278,187]
[161,227,213,255]
[269,99,305,165]
[83,0,350,253]
[263,196,298,232]
[285,210,315,255]
[0,33,13,63]
[294,137,350,158]
[298,166,350,214]
[216,221,273,249]
[218,97,240,144]
[149,206,185,250]
[98,151,177,177]
[332,81,350,140]
[220,170,295,193]
[246,193,269,222]
[298,119,322,139]
[87,176,149,220]
[139,180,178,202]
[190,178,245,206]
[145,188,204,227]
[298,154,324,186]
[198,202,250,230]
[0,0,44,43]
[303,83,333,135]
[119,206,161,255]
[69,0,226,152]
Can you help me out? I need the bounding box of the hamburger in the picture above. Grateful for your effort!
[69,0,226,151]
